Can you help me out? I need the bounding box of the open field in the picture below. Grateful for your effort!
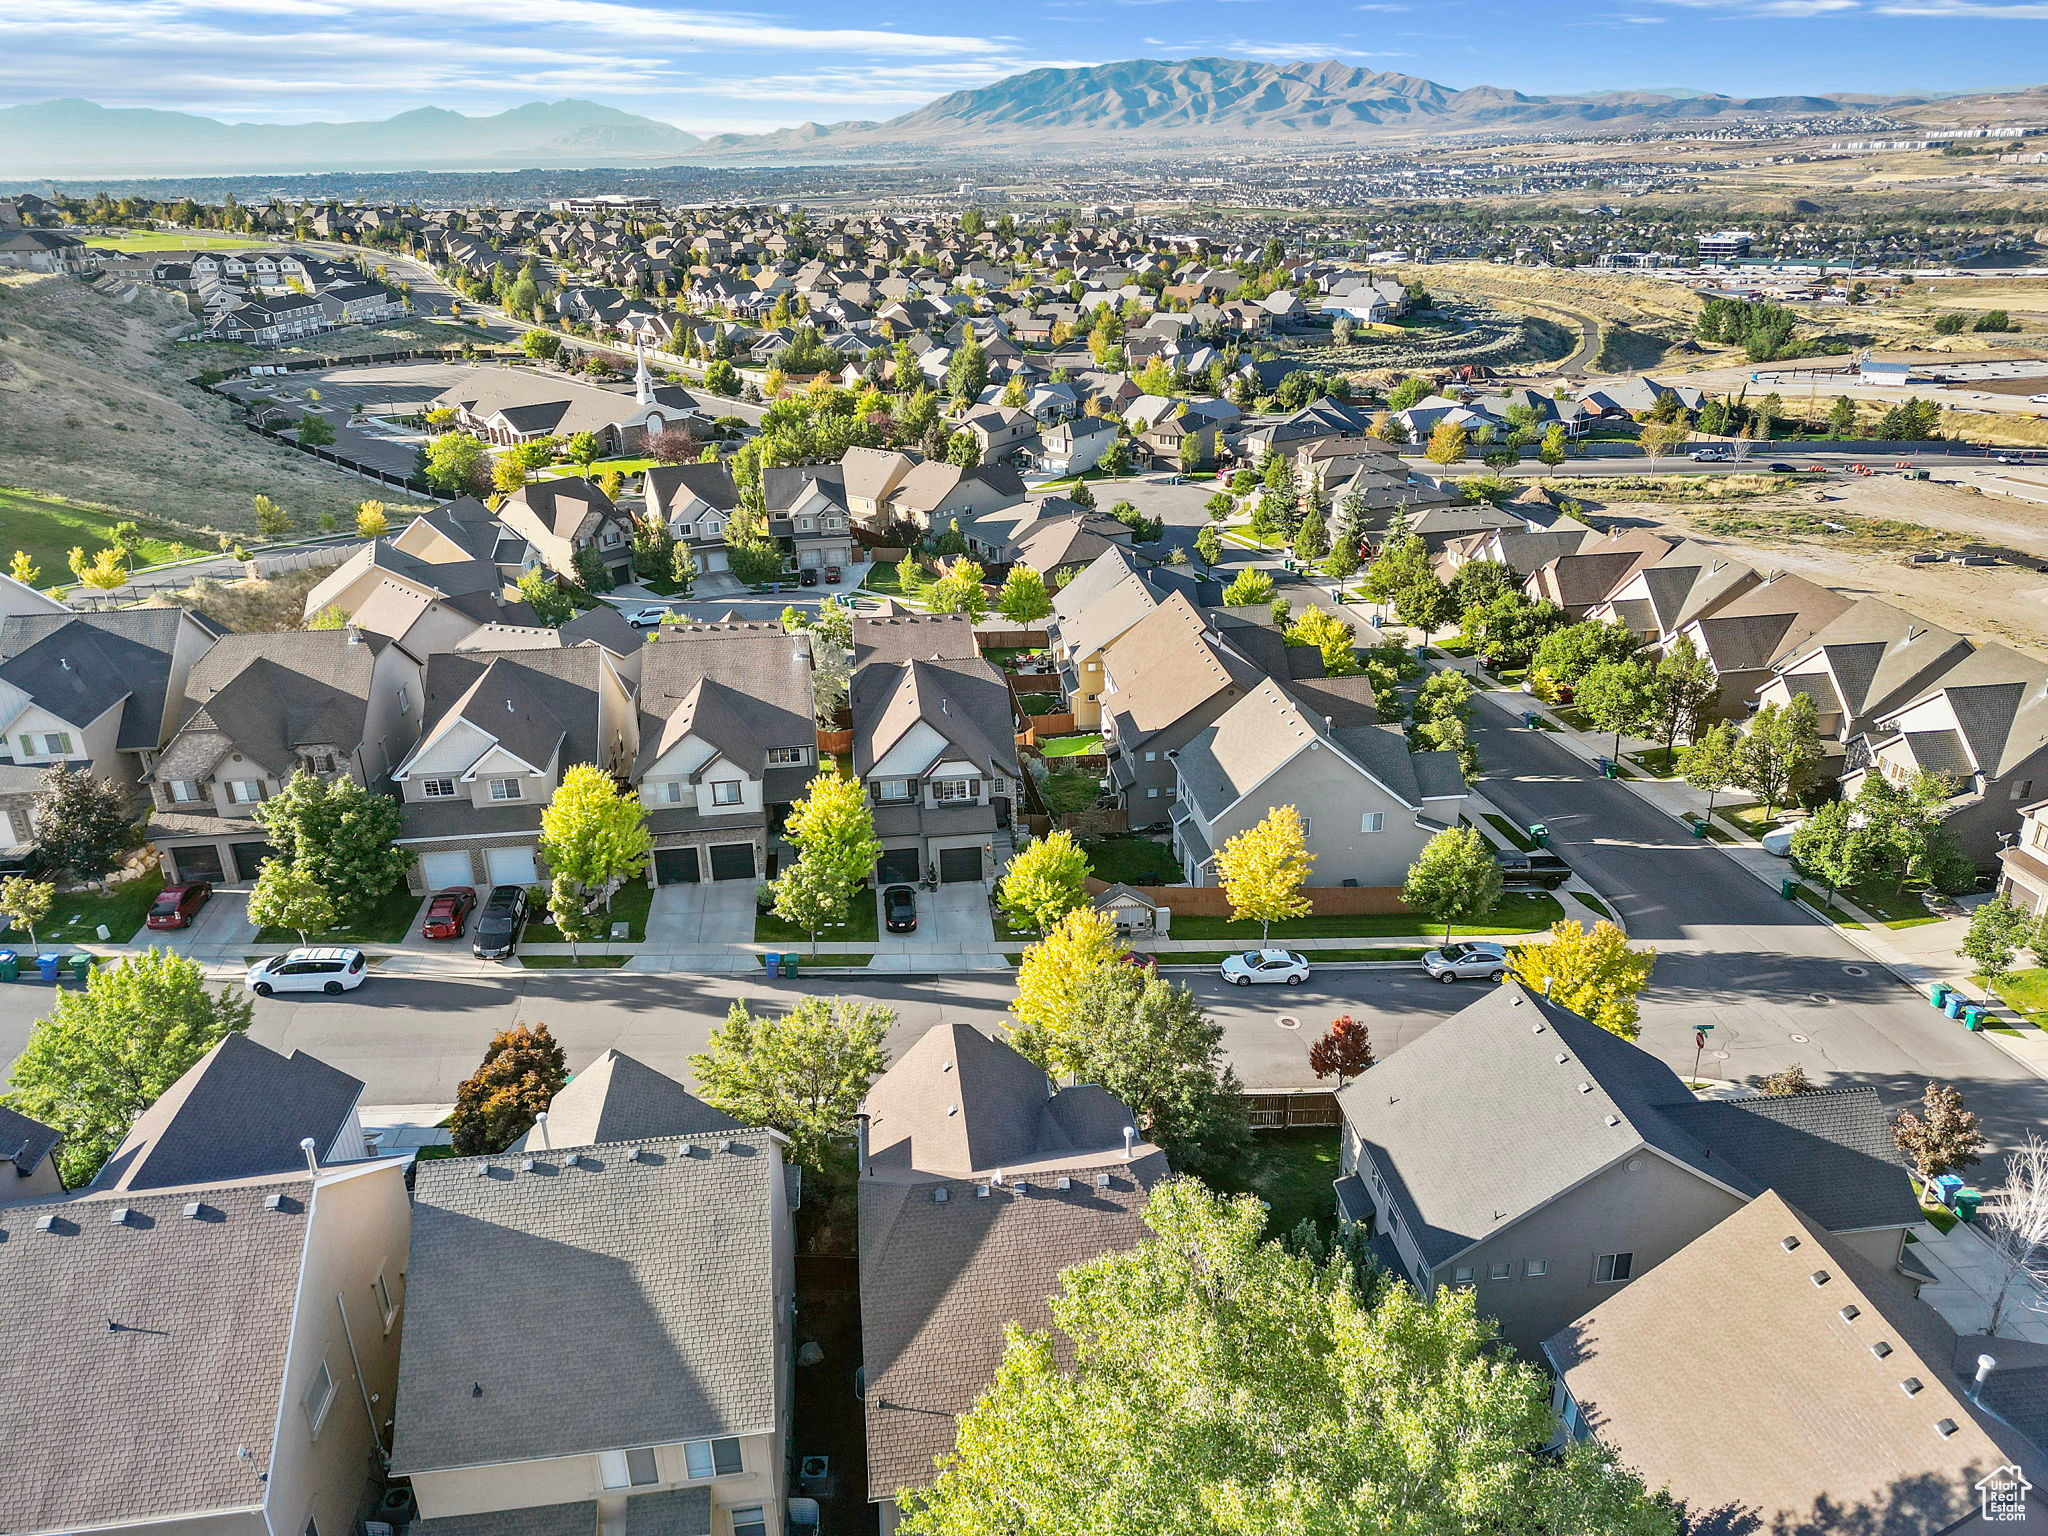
[0,486,210,581]
[0,273,426,534]
[84,232,267,253]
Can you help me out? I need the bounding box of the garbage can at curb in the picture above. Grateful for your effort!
[783,954,799,978]
[1956,1189,1985,1223]
[68,954,91,985]
[1528,822,1550,848]
[762,951,781,975]
[1930,981,1952,1009]
[1945,992,1966,1019]
[1962,1005,1985,1031]
[0,950,18,982]
[34,952,60,983]
[1688,817,1710,840]
[1779,878,1799,900]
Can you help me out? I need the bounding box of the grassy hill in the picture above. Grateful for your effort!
[0,272,409,538]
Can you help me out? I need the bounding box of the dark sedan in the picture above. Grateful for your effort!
[883,884,917,934]
[471,884,528,959]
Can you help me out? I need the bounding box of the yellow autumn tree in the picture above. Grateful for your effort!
[1509,919,1657,1041]
[1216,805,1315,942]
[1011,906,1121,1072]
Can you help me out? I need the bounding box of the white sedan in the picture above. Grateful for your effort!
[246,947,368,997]
[1219,948,1311,986]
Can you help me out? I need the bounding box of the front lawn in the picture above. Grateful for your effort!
[1992,968,2048,1028]
[254,876,421,945]
[1571,891,1614,920]
[754,888,880,945]
[38,871,166,946]
[1210,1127,1341,1238]
[538,455,657,481]
[1038,733,1104,758]
[1085,835,1183,886]
[1835,880,1940,929]
[1725,803,1788,836]
[1629,745,1683,778]
[1481,813,1535,851]
[524,881,656,944]
[521,954,630,969]
[1169,892,1563,942]
[0,486,210,586]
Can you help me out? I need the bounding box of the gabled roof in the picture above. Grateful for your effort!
[390,1131,788,1476]
[404,646,618,783]
[1773,598,1970,723]
[1682,572,1854,675]
[1545,1191,2044,1535]
[92,1034,363,1193]
[636,621,813,776]
[645,460,740,519]
[0,1102,59,1176]
[1050,547,1168,658]
[516,1050,742,1152]
[0,607,203,750]
[0,1170,325,1533]
[851,653,1016,781]
[1873,644,2048,778]
[1098,592,1266,743]
[500,477,621,541]
[155,630,388,779]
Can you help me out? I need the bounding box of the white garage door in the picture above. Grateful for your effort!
[486,846,539,886]
[420,851,473,890]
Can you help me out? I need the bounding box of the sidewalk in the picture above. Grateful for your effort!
[1909,1219,2048,1344]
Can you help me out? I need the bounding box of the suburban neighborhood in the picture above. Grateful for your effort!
[9,167,2048,1536]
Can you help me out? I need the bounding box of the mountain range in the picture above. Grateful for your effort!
[3,61,2042,176]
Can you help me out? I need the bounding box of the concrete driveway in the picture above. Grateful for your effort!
[872,882,1003,972]
[640,880,758,964]
[142,889,256,958]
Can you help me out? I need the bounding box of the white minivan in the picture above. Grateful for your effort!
[246,947,368,997]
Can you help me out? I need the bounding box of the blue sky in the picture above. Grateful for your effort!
[4,0,2046,136]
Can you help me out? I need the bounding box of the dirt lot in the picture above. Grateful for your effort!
[1585,470,2048,660]
[0,273,426,536]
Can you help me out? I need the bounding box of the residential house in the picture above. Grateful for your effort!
[513,1048,744,1152]
[883,461,1026,536]
[1669,573,1857,721]
[1522,529,1673,618]
[1334,984,1924,1354]
[1582,540,1760,647]
[391,1069,795,1536]
[0,605,219,852]
[391,646,637,892]
[635,621,816,886]
[860,1023,1169,1531]
[430,369,702,456]
[955,403,1040,465]
[1171,678,1464,888]
[851,613,1020,884]
[0,1104,62,1199]
[1009,506,1134,579]
[146,629,423,886]
[839,447,922,532]
[647,460,746,578]
[1574,377,1705,419]
[0,227,95,273]
[1750,597,1972,767]
[762,465,856,573]
[1842,645,2048,866]
[303,503,530,649]
[1048,548,1177,730]
[496,477,636,588]
[317,281,406,327]
[2002,798,2048,915]
[1546,1190,2047,1533]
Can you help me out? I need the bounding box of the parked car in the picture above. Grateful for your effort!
[1116,950,1159,972]
[1492,850,1573,889]
[1760,826,1797,858]
[799,568,819,587]
[1422,941,1510,984]
[1219,948,1310,986]
[624,606,671,629]
[823,564,843,584]
[246,947,368,997]
[472,884,528,959]
[1689,447,1732,462]
[883,884,917,933]
[1766,462,1798,474]
[146,880,213,930]
[421,885,477,940]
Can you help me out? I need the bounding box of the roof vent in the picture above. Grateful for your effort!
[566,1151,584,1167]
[34,1213,60,1232]
[1839,1305,1861,1323]
[1057,1177,1072,1191]
[1781,1235,1801,1252]
[1605,1115,1620,1127]
[265,1192,289,1210]
[1936,1418,1960,1438]
[1810,1271,1831,1287]
[934,1187,949,1203]
[183,1202,208,1220]
[107,1207,133,1226]
[1096,1172,1111,1189]
[1872,1340,1894,1359]
[976,1183,991,1198]
[474,1163,491,1177]
[719,1139,735,1152]
[1902,1377,1925,1396]
[946,1105,958,1117]
[1578,1082,1593,1094]
[520,1158,536,1173]
[1555,1054,1568,1064]
[627,1146,644,1162]
[943,1060,954,1072]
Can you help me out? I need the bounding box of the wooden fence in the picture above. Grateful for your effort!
[1245,1093,1342,1129]
[815,728,854,755]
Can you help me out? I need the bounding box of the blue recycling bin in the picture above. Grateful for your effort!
[1934,1173,1967,1207]
[34,952,60,982]
[1944,991,1966,1019]
[762,951,781,975]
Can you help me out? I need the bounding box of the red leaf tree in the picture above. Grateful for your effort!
[1309,1015,1375,1082]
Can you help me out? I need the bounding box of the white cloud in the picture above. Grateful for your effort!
[1876,0,2048,13]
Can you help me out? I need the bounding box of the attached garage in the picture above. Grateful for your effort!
[876,847,921,885]
[419,851,475,890]
[230,842,277,882]
[938,846,984,883]
[654,846,701,885]
[486,846,540,886]
[707,842,756,882]
[170,844,225,883]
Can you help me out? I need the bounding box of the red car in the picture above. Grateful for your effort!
[1116,950,1159,972]
[421,886,477,941]
[146,881,212,930]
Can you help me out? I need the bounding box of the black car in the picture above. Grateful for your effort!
[472,884,529,959]
[799,567,819,587]
[883,884,917,933]
[1491,850,1572,889]
[1766,461,1798,474]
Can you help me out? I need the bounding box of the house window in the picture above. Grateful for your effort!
[799,517,815,531]
[1525,1259,1548,1277]
[598,1447,660,1489]
[373,1269,398,1328]
[684,1436,744,1480]
[731,1506,769,1536]
[1488,1261,1514,1281]
[488,778,524,802]
[168,780,202,803]
[24,732,71,757]
[421,778,457,799]
[397,687,413,715]
[877,780,914,802]
[1594,1252,1634,1284]
[307,753,336,774]
[227,780,265,804]
[302,1358,337,1433]
[1450,1266,1474,1285]
[767,746,807,765]
[675,524,694,538]
[658,781,686,804]
[1361,812,1385,833]
[1299,816,1312,838]
[932,779,975,803]
[711,780,743,806]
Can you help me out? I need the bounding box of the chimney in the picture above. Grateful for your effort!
[300,1136,319,1175]
[1122,1125,1136,1161]
[855,1112,870,1176]
[1974,1353,1998,1401]
[532,1111,548,1150]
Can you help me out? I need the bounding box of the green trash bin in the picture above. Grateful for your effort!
[1780,878,1799,900]
[1930,981,1952,1009]
[1528,823,1550,848]
[1955,1188,1985,1223]
[783,953,799,978]
[0,951,18,982]
[68,954,91,985]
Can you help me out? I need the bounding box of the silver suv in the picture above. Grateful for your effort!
[1421,941,1510,984]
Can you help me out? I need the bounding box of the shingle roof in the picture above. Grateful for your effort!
[0,1102,60,1175]
[1657,1087,1919,1232]
[637,623,814,777]
[0,608,200,750]
[1544,1192,2045,1535]
[515,1050,742,1151]
[413,1502,598,1536]
[0,1172,319,1533]
[158,630,386,778]
[851,646,1017,782]
[92,1033,363,1193]
[409,646,616,780]
[390,1131,788,1476]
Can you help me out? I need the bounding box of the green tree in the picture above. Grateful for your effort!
[253,771,408,924]
[1194,524,1225,570]
[1393,575,1457,636]
[0,876,52,950]
[1529,620,1637,701]
[1538,424,1569,465]
[423,432,489,495]
[1216,806,1314,942]
[538,763,652,948]
[296,414,335,447]
[996,563,1053,623]
[1014,907,1124,1041]
[1402,825,1504,945]
[449,1023,568,1156]
[1511,919,1657,1041]
[1735,693,1825,816]
[517,569,579,625]
[1679,719,1742,817]
[1222,567,1276,607]
[691,996,891,1169]
[8,551,39,587]
[772,771,882,953]
[1387,374,1434,410]
[1578,656,1660,762]
[928,559,991,620]
[1290,504,1329,564]
[1285,606,1361,676]
[997,829,1091,935]
[704,359,742,397]
[1963,896,2035,986]
[33,765,131,887]
[251,494,294,539]
[1648,636,1719,755]
[1828,395,1857,436]
[246,860,337,945]
[565,430,603,470]
[521,328,562,360]
[2,949,254,1184]
[896,1180,1678,1536]
[1462,593,1566,668]
[354,500,390,538]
